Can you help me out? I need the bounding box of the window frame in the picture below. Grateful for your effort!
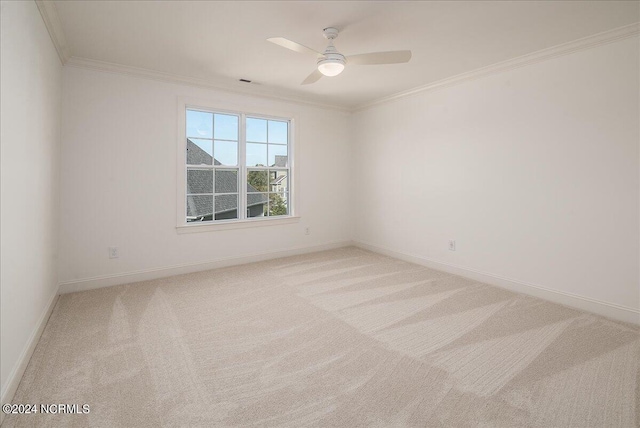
[176,97,299,233]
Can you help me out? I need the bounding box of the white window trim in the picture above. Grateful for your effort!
[176,96,299,233]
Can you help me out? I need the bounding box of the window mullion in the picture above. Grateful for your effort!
[211,114,216,218]
[239,114,247,220]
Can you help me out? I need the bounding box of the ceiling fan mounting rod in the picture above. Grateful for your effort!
[323,27,339,40]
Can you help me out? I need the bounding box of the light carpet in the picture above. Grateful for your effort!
[4,247,639,427]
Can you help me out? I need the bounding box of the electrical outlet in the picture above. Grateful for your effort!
[109,246,119,259]
[448,240,456,251]
[305,227,311,235]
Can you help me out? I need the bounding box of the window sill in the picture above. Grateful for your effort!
[176,216,301,234]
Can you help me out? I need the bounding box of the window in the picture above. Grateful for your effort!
[183,107,292,225]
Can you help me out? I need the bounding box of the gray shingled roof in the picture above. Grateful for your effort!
[187,139,267,218]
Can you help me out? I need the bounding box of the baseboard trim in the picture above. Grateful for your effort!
[58,240,353,294]
[353,240,640,325]
[0,286,59,424]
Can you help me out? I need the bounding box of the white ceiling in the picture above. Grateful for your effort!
[53,1,639,109]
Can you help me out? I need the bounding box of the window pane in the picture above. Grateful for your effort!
[247,193,268,218]
[269,170,288,193]
[268,145,288,167]
[247,170,268,192]
[268,120,288,144]
[215,194,238,220]
[214,114,238,141]
[246,118,267,143]
[268,192,288,217]
[214,140,237,166]
[186,195,213,221]
[186,110,213,139]
[246,143,267,166]
[187,169,213,194]
[187,139,213,165]
[215,169,238,194]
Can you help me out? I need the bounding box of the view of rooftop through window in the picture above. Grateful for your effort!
[185,109,290,223]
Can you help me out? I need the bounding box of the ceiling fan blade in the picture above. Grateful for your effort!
[301,69,323,85]
[267,37,322,57]
[346,50,412,65]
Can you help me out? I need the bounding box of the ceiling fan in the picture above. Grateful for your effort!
[267,27,412,85]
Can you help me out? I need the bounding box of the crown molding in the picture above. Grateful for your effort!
[354,22,640,112]
[65,56,352,113]
[34,3,638,115]
[35,0,70,65]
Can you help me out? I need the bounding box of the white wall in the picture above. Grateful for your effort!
[352,37,640,318]
[0,0,62,402]
[58,67,351,287]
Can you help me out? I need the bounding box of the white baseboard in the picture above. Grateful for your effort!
[353,240,640,326]
[58,241,353,294]
[0,286,59,424]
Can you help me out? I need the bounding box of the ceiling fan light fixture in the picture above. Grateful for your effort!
[267,27,411,85]
[318,51,346,77]
[317,57,345,77]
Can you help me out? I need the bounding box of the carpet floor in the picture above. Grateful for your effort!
[4,247,639,427]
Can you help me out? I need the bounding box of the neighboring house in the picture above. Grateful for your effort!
[273,155,287,168]
[186,139,267,221]
[269,155,288,193]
